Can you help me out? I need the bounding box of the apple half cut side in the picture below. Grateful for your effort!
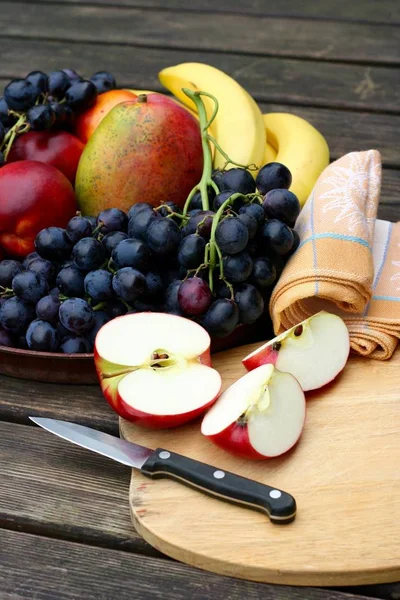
[94,312,222,429]
[201,364,306,460]
[242,311,350,392]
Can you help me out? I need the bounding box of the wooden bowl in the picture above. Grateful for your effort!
[0,317,273,385]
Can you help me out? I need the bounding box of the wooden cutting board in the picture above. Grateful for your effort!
[120,343,400,587]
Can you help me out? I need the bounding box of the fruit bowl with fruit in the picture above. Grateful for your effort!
[0,64,327,384]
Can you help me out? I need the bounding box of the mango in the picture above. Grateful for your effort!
[75,94,203,216]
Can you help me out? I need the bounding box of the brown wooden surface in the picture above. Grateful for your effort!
[121,345,400,587]
[0,0,399,597]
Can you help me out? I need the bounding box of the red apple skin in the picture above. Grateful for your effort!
[74,89,137,143]
[204,422,268,460]
[204,417,305,460]
[7,131,85,184]
[0,160,78,257]
[242,343,279,372]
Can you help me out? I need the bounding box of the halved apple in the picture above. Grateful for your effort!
[94,312,221,428]
[201,364,306,459]
[242,311,350,392]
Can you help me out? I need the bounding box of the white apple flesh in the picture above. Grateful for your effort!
[242,311,350,392]
[94,312,222,428]
[201,364,306,460]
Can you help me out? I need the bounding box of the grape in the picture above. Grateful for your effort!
[238,202,264,226]
[47,70,70,97]
[256,162,292,195]
[213,189,243,213]
[104,299,127,318]
[97,208,128,234]
[112,268,147,303]
[26,319,60,351]
[59,298,95,333]
[178,277,212,316]
[145,271,163,298]
[234,284,264,324]
[250,256,277,288]
[133,299,162,313]
[0,96,16,127]
[128,207,159,240]
[84,269,114,302]
[62,69,82,84]
[49,287,61,299]
[0,150,5,167]
[274,255,286,277]
[111,238,152,272]
[146,218,181,255]
[102,231,128,255]
[211,169,225,190]
[177,234,205,269]
[157,202,182,222]
[87,310,110,344]
[190,188,215,211]
[221,168,256,194]
[238,213,257,240]
[86,216,97,232]
[28,257,55,283]
[35,227,72,262]
[65,80,98,112]
[262,189,301,227]
[26,71,48,94]
[22,253,40,269]
[57,321,69,340]
[26,105,55,130]
[223,251,253,283]
[259,219,294,256]
[289,229,300,254]
[215,216,248,255]
[51,102,74,129]
[12,271,48,304]
[202,299,239,337]
[72,237,107,271]
[67,215,93,244]
[182,210,215,239]
[56,265,85,297]
[16,334,29,349]
[90,71,116,94]
[0,122,4,145]
[0,326,14,347]
[4,79,37,111]
[164,280,182,314]
[36,294,60,325]
[161,265,182,289]
[60,335,92,354]
[0,259,24,287]
[0,297,35,333]
[127,202,153,220]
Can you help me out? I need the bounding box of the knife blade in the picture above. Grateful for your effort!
[30,416,296,524]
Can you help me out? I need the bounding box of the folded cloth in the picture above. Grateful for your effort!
[270,149,400,360]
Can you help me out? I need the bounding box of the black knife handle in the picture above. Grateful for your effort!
[140,448,296,524]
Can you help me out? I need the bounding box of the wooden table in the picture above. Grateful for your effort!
[0,1,399,598]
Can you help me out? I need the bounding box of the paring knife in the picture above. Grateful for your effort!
[30,417,296,524]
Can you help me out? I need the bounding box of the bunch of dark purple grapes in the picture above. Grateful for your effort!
[0,68,116,164]
[0,161,300,354]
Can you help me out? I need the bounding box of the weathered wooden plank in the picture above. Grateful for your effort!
[1,3,400,64]
[0,421,156,554]
[0,529,379,600]
[0,374,115,430]
[15,0,400,25]
[0,39,399,113]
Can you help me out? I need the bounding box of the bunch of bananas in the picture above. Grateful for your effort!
[158,62,330,207]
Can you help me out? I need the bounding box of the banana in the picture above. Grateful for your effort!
[263,113,329,206]
[159,62,266,173]
[263,142,277,164]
